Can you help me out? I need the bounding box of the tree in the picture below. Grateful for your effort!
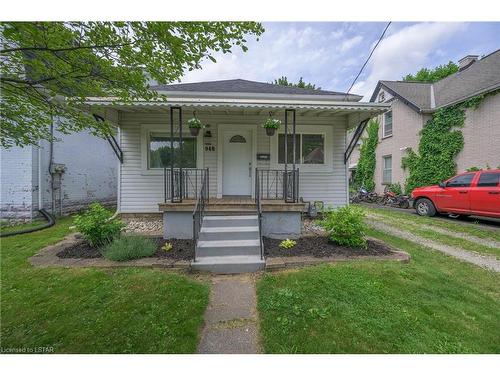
[353,119,379,192]
[0,22,264,148]
[272,76,321,90]
[402,61,458,83]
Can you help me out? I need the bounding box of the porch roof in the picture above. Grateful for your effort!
[86,96,389,128]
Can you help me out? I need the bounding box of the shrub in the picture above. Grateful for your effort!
[161,242,173,252]
[101,235,157,261]
[319,205,367,249]
[73,203,125,247]
[279,239,296,249]
[388,183,403,195]
[353,119,379,191]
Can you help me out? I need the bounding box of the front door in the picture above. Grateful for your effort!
[222,130,252,196]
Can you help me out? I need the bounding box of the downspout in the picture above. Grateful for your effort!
[110,124,121,220]
[38,140,43,211]
[49,114,55,215]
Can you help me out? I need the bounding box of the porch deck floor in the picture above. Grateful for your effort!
[158,198,305,212]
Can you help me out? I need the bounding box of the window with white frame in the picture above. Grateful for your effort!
[383,111,393,137]
[278,133,325,165]
[382,155,392,184]
[148,133,197,169]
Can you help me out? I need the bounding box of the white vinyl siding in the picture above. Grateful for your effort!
[118,112,349,212]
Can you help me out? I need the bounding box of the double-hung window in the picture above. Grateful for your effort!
[383,111,393,137]
[148,133,197,169]
[382,155,392,184]
[278,133,325,165]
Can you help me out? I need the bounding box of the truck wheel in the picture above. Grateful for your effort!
[415,198,436,217]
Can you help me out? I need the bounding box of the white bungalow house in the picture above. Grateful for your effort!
[88,79,388,273]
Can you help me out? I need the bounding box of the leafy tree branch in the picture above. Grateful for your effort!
[0,21,264,148]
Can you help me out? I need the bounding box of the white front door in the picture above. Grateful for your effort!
[222,130,252,196]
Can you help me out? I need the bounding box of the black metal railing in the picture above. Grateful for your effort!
[255,169,299,203]
[192,168,209,262]
[255,168,264,260]
[163,168,209,203]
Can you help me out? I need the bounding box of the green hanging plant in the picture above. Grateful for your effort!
[187,116,202,136]
[187,117,202,129]
[262,118,281,129]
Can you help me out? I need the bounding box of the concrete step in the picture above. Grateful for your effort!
[203,215,258,228]
[191,255,265,274]
[196,239,261,257]
[199,226,260,241]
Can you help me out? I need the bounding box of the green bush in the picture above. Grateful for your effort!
[319,205,367,249]
[73,203,125,247]
[353,119,379,191]
[102,235,157,261]
[388,183,403,195]
[279,239,297,249]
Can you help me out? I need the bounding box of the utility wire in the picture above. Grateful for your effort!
[344,21,392,100]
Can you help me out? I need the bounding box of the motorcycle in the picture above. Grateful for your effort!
[351,187,379,203]
[381,187,410,208]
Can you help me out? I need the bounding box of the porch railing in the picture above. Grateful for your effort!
[254,168,264,260]
[255,169,299,203]
[192,168,209,262]
[163,168,209,203]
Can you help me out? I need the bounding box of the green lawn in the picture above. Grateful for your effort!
[362,208,500,259]
[1,218,209,353]
[360,204,500,242]
[257,227,500,353]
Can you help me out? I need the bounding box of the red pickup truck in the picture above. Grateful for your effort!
[411,170,500,218]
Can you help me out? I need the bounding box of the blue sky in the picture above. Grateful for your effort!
[181,22,500,99]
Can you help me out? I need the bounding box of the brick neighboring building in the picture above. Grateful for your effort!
[0,125,118,222]
[349,49,500,193]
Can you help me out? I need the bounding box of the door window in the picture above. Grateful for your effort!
[446,173,474,187]
[477,172,500,187]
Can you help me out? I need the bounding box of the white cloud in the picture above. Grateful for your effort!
[339,35,363,52]
[181,24,341,85]
[351,22,467,99]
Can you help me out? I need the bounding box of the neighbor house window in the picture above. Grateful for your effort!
[383,111,393,137]
[278,133,324,164]
[148,133,197,169]
[382,155,392,184]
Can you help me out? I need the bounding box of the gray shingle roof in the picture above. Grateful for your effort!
[371,49,500,111]
[377,81,432,110]
[151,79,362,100]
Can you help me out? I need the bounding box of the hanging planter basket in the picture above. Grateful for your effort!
[265,127,276,136]
[262,118,281,136]
[187,117,202,136]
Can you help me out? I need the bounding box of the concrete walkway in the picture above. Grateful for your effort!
[368,220,500,272]
[197,274,260,354]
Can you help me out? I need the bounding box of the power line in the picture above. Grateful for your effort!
[344,21,392,100]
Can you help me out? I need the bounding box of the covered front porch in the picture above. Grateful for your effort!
[88,90,387,272]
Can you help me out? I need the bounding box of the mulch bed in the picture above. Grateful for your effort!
[56,237,195,261]
[263,236,393,258]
